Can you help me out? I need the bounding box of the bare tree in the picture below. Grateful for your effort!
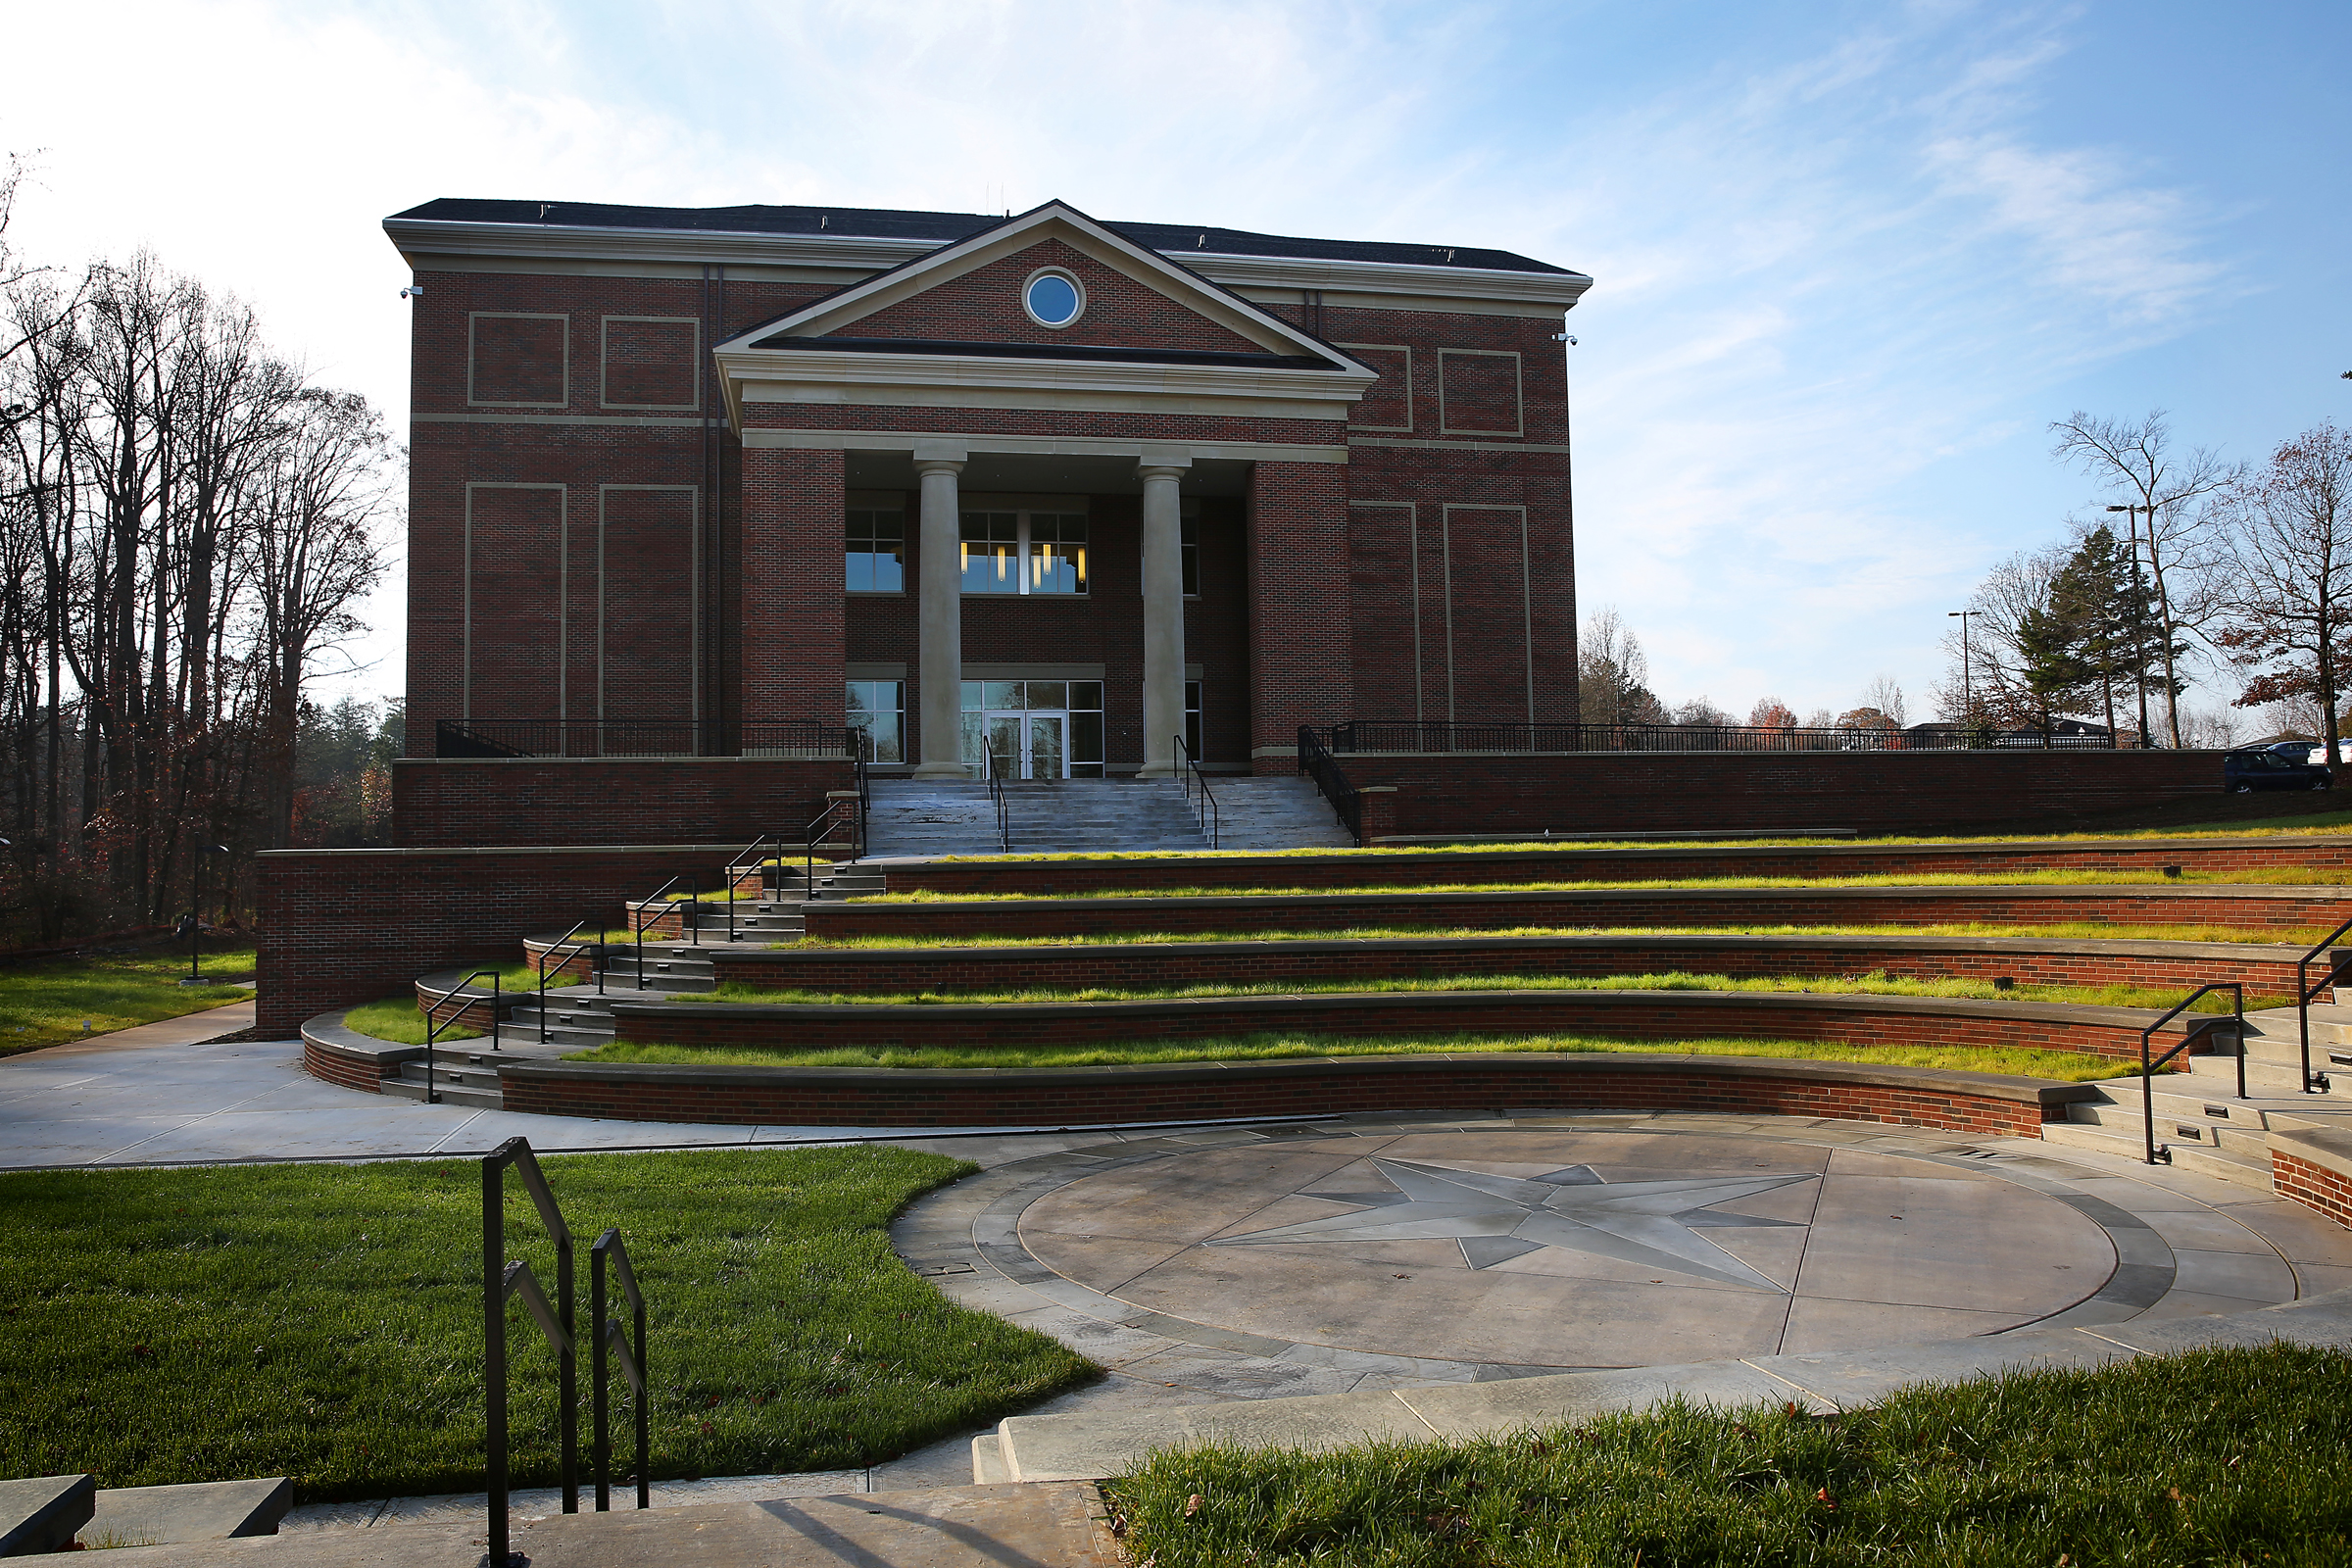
[1935,546,2068,727]
[2211,421,2352,760]
[1859,674,1907,729]
[1577,608,1663,726]
[2049,410,2239,745]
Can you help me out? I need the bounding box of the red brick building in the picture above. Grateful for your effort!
[387,198,1591,789]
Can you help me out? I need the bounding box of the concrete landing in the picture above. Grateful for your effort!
[83,1478,291,1547]
[93,1482,1119,1567]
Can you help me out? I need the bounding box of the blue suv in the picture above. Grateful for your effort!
[2224,747,2332,793]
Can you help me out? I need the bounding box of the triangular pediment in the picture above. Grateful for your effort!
[717,200,1370,372]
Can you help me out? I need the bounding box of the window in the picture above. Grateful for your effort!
[846,679,904,763]
[1185,680,1202,760]
[1181,518,1198,597]
[961,679,1106,777]
[960,511,1087,595]
[1022,269,1085,328]
[847,509,904,592]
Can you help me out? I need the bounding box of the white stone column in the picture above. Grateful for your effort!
[913,456,968,778]
[1137,459,1191,779]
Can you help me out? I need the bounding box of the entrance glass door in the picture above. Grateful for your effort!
[1026,713,1064,780]
[961,679,1104,777]
[979,710,1066,779]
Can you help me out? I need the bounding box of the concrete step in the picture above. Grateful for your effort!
[382,1074,503,1109]
[2061,1100,2278,1160]
[2036,1117,2276,1187]
[2180,1051,2329,1097]
[0,1474,94,1555]
[81,1479,290,1548]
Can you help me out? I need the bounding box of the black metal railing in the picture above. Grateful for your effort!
[631,874,697,991]
[802,794,866,891]
[1298,725,1362,845]
[1321,720,2123,756]
[436,718,856,760]
[537,921,599,1048]
[483,1137,649,1566]
[591,1227,649,1514]
[1176,733,1220,850]
[421,969,502,1103]
[979,747,1010,852]
[2137,984,2246,1164]
[730,832,792,937]
[2294,920,2349,1095]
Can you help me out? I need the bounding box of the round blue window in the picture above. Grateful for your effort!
[1024,271,1081,327]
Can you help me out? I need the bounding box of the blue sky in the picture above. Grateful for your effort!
[4,0,2344,727]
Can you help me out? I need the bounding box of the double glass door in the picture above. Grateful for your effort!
[981,710,1066,780]
[961,679,1105,779]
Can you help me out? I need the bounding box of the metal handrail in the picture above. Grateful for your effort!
[1298,724,1362,845]
[2293,917,2350,1095]
[802,796,865,893]
[979,746,1010,852]
[727,832,793,942]
[1175,732,1220,850]
[483,1137,579,1565]
[631,874,696,991]
[2137,983,2246,1165]
[591,1228,650,1513]
[536,921,597,1048]
[421,969,502,1104]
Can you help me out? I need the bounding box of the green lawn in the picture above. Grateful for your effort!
[0,943,254,1059]
[686,970,2283,1015]
[785,918,2330,950]
[857,865,2352,904]
[0,1149,1091,1501]
[1105,1343,2352,1567]
[575,1030,2160,1082]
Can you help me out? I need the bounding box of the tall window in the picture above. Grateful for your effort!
[1181,518,1199,597]
[846,679,903,762]
[846,509,904,592]
[960,511,1087,595]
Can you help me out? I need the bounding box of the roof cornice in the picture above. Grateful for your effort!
[383,218,1592,309]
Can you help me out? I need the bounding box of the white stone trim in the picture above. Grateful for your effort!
[1019,266,1087,329]
[739,427,1349,465]
[1349,435,1571,455]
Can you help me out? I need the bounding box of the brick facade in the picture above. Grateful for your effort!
[392,757,851,846]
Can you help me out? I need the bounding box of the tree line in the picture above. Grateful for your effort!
[0,157,397,944]
[1577,608,1912,739]
[1942,410,2352,753]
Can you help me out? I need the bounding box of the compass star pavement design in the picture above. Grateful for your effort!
[1206,1158,1819,1292]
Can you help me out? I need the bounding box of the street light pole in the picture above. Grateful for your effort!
[183,843,230,985]
[1946,611,1974,738]
[2106,504,2155,747]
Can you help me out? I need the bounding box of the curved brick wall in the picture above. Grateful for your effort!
[701,932,2307,998]
[803,885,2352,941]
[493,1052,2095,1132]
[876,833,2352,897]
[608,987,2215,1060]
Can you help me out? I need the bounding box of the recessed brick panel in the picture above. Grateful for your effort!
[466,484,564,718]
[1438,349,1522,436]
[601,317,700,409]
[1349,503,1420,719]
[601,486,698,721]
[1446,505,1532,722]
[469,313,568,406]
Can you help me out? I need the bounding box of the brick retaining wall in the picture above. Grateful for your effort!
[394,757,852,847]
[610,988,2201,1060]
[494,1052,2089,1132]
[703,932,2306,998]
[1337,749,2221,837]
[803,885,2352,942]
[876,834,2352,897]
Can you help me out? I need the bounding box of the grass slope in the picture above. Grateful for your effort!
[1106,1344,2352,1567]
[787,919,2329,950]
[575,1030,2156,1082]
[687,970,2280,1014]
[0,943,254,1059]
[857,865,2352,904]
[0,1149,1091,1501]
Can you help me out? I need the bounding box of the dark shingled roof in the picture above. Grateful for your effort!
[387,198,1578,277]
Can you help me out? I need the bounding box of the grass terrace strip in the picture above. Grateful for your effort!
[854,867,2352,903]
[605,986,2223,1061]
[1102,1344,2352,1568]
[0,1149,1092,1500]
[681,971,2283,1014]
[882,830,2352,895]
[572,1031,2158,1081]
[0,944,254,1059]
[708,931,2315,999]
[803,884,2352,941]
[784,918,2348,949]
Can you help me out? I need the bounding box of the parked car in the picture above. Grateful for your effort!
[2270,739,2352,766]
[2225,747,2333,793]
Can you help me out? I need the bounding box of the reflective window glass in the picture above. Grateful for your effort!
[1026,680,1066,710]
[846,510,904,593]
[846,679,904,763]
[983,680,1023,710]
[959,513,1020,593]
[1029,515,1088,594]
[1068,681,1102,710]
[1025,272,1081,326]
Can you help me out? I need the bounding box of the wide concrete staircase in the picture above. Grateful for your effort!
[866,773,1352,855]
[2039,1002,2349,1185]
[384,858,888,1106]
